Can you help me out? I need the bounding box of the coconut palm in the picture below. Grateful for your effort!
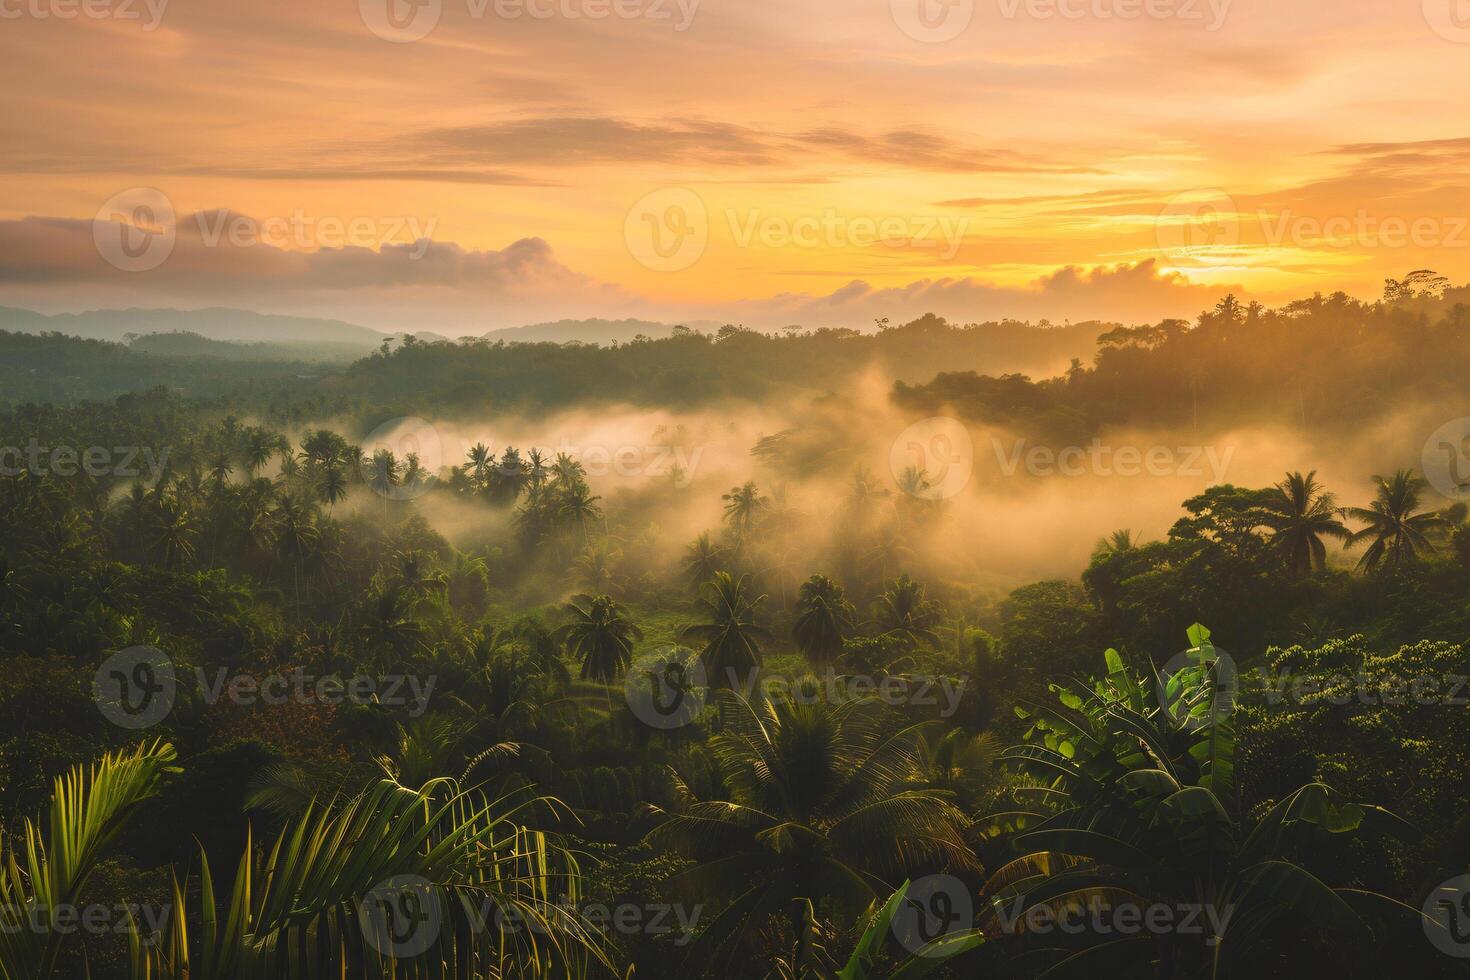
[682,531,726,587]
[645,686,977,972]
[791,574,855,666]
[873,573,940,649]
[358,585,424,668]
[572,539,624,595]
[557,482,603,543]
[1090,527,1139,560]
[527,447,551,492]
[137,777,607,979]
[466,442,493,491]
[680,571,773,692]
[1259,471,1349,574]
[272,492,319,607]
[556,593,642,684]
[316,463,349,511]
[1343,469,1444,571]
[0,741,177,980]
[241,428,277,476]
[721,481,767,550]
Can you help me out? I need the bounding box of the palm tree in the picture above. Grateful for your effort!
[316,464,349,512]
[466,442,493,491]
[153,496,196,571]
[526,447,550,493]
[1261,471,1348,574]
[681,531,725,588]
[680,571,773,692]
[557,482,603,543]
[359,585,424,669]
[873,573,940,649]
[721,481,767,552]
[845,461,890,527]
[272,492,320,607]
[863,521,914,585]
[556,593,642,689]
[1090,527,1138,560]
[242,428,276,476]
[645,687,977,971]
[0,741,177,980]
[365,448,400,526]
[791,574,855,666]
[1343,469,1444,570]
[572,539,624,594]
[143,777,606,979]
[552,452,585,486]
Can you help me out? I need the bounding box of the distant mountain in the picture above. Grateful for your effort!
[0,307,387,348]
[127,331,374,363]
[483,318,723,345]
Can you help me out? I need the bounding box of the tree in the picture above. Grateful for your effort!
[465,442,493,492]
[791,574,854,665]
[315,464,349,511]
[721,481,767,550]
[646,686,976,972]
[1091,528,1138,560]
[873,573,940,649]
[680,571,773,692]
[556,593,642,684]
[682,531,726,588]
[1261,470,1348,574]
[1343,469,1444,571]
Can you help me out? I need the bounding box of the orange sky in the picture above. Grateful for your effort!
[4,0,1470,330]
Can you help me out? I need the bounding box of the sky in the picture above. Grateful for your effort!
[4,0,1470,331]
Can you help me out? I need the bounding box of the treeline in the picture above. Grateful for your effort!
[895,287,1470,439]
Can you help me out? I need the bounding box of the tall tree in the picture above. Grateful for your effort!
[681,571,773,692]
[1261,471,1348,574]
[873,573,940,649]
[556,593,642,684]
[791,574,855,666]
[1343,469,1444,570]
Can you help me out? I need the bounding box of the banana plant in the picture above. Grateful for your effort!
[0,740,179,980]
[977,626,1419,978]
[770,882,985,980]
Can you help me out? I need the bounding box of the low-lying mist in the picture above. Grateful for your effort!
[335,363,1462,601]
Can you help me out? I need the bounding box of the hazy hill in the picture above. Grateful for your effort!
[127,330,384,363]
[483,318,721,345]
[0,307,386,348]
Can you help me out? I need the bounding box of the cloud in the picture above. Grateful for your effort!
[377,115,1098,176]
[684,259,1234,328]
[0,207,1234,332]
